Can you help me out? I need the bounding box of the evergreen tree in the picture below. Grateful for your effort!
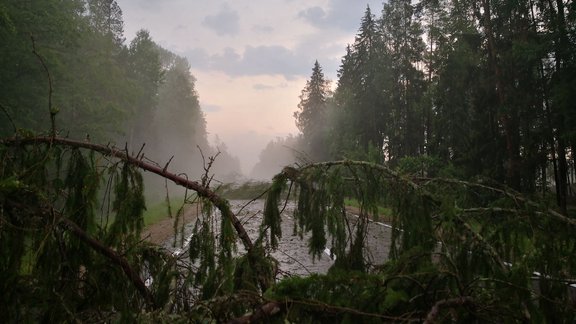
[86,0,125,46]
[330,45,358,156]
[333,6,387,158]
[139,47,212,194]
[537,0,576,212]
[416,0,449,158]
[0,0,86,136]
[0,0,135,141]
[125,29,162,148]
[61,0,131,141]
[429,0,488,176]
[380,0,426,160]
[294,60,331,161]
[1,0,576,321]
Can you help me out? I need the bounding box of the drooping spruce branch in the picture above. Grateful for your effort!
[268,159,575,279]
[258,159,575,321]
[268,161,439,264]
[297,161,569,217]
[4,198,155,309]
[1,136,279,295]
[278,160,576,229]
[1,136,254,252]
[59,217,156,308]
[418,177,576,226]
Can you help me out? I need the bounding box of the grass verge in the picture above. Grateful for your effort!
[344,198,393,222]
[143,196,187,227]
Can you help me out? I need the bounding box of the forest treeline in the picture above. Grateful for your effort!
[1,0,576,322]
[293,0,576,212]
[0,0,241,187]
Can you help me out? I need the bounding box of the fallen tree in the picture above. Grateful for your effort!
[1,135,575,322]
[0,134,274,321]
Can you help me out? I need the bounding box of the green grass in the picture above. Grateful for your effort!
[218,181,271,200]
[143,196,187,227]
[344,198,393,221]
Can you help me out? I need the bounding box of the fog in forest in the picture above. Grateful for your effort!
[2,0,575,201]
[3,0,576,321]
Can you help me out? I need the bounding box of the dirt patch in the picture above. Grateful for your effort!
[141,204,201,245]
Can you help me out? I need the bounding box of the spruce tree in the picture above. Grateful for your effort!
[333,6,387,158]
[126,29,162,149]
[380,0,426,160]
[294,60,331,161]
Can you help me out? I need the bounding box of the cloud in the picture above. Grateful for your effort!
[184,42,343,80]
[252,82,291,91]
[202,104,222,112]
[184,47,211,69]
[202,3,240,36]
[139,0,383,79]
[252,24,274,33]
[186,45,312,79]
[173,24,188,31]
[240,45,306,77]
[253,83,275,90]
[298,6,326,22]
[298,0,377,31]
[134,0,163,10]
[209,47,242,72]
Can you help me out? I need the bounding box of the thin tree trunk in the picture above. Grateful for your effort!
[545,0,569,213]
[481,0,521,190]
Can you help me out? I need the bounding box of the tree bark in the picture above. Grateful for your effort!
[481,0,521,190]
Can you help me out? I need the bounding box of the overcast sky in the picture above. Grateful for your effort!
[117,0,384,174]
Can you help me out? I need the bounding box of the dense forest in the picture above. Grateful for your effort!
[294,0,576,212]
[0,0,241,188]
[1,0,576,322]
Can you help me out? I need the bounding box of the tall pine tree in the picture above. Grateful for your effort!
[380,0,427,160]
[333,6,387,159]
[295,60,331,161]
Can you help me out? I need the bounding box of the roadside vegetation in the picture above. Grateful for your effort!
[142,196,188,227]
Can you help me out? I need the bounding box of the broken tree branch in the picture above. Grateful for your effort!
[4,199,156,308]
[59,217,156,308]
[1,136,255,252]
